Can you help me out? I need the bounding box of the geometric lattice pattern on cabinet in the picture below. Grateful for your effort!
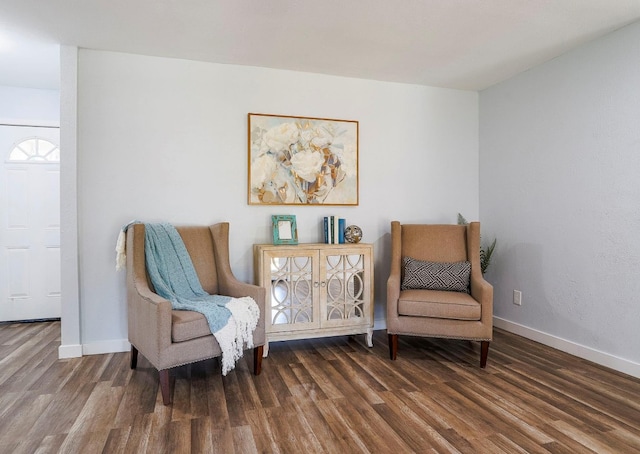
[270,255,313,325]
[325,253,365,321]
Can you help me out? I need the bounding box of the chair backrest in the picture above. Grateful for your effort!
[400,224,469,263]
[392,221,483,284]
[175,226,220,294]
[129,224,220,294]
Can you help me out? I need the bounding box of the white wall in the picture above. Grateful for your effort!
[74,49,479,351]
[480,22,640,374]
[0,85,59,125]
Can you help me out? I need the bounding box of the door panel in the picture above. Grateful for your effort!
[1,125,60,321]
[7,248,29,297]
[7,169,28,226]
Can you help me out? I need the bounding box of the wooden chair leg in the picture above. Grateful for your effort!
[130,345,138,369]
[388,333,398,360]
[480,341,490,368]
[254,345,264,375]
[159,369,171,405]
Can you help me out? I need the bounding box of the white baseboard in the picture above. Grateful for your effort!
[58,344,83,359]
[82,338,131,356]
[494,317,640,379]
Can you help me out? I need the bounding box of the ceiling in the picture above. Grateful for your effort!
[1,0,640,91]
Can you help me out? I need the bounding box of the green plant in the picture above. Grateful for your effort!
[457,213,497,275]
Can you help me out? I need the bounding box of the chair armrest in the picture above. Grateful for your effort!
[127,279,173,360]
[387,272,401,311]
[470,274,494,324]
[387,221,403,327]
[219,276,266,307]
[126,225,173,368]
[218,274,267,340]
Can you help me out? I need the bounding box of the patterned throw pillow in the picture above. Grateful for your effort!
[401,257,471,293]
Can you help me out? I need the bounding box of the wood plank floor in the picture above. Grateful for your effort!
[1,321,639,453]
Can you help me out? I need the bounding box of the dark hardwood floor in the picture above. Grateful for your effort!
[1,321,639,453]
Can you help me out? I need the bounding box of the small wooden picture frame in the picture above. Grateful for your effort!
[272,215,298,245]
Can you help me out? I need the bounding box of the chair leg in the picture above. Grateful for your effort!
[159,369,171,405]
[254,345,264,375]
[388,334,398,360]
[480,341,490,368]
[130,345,138,369]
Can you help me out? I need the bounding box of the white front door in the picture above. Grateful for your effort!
[0,126,61,321]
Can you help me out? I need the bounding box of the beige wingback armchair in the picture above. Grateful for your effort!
[386,221,493,367]
[126,223,266,405]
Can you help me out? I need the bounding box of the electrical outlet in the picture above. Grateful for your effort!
[513,290,522,306]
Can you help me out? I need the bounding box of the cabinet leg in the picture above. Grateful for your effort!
[366,329,374,347]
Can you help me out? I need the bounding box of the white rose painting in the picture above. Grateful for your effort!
[248,114,359,205]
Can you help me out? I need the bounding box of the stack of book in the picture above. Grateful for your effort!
[323,216,346,244]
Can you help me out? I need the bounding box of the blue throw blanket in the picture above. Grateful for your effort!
[144,223,259,374]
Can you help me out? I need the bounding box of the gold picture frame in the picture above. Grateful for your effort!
[248,113,359,205]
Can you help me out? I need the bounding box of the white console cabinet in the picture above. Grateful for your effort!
[254,243,374,355]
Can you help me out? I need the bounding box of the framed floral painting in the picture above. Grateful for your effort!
[248,113,359,205]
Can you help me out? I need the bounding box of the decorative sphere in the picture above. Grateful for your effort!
[344,225,363,243]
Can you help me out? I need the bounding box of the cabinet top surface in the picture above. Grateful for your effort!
[254,243,371,248]
[254,242,372,249]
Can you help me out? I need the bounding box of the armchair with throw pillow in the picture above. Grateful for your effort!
[386,221,493,367]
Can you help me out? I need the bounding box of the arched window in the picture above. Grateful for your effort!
[8,138,60,162]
